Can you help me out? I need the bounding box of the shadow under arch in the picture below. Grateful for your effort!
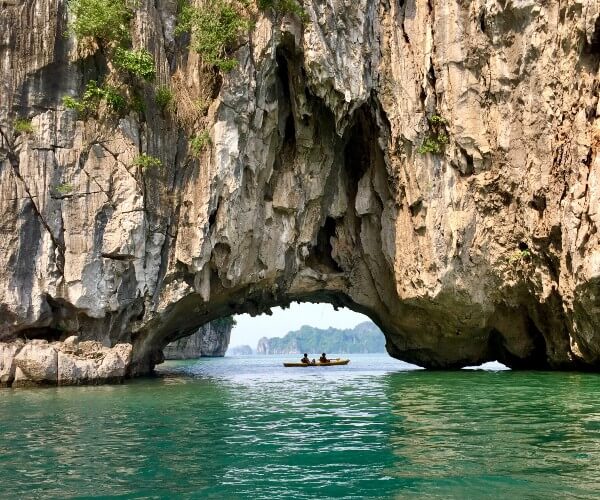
[131,289,398,376]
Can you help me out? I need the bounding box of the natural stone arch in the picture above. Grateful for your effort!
[128,40,531,375]
[2,0,600,387]
[131,34,414,374]
[129,21,582,375]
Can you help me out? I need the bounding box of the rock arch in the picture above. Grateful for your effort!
[1,1,600,386]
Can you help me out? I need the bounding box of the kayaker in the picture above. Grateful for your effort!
[301,353,310,364]
[319,353,330,363]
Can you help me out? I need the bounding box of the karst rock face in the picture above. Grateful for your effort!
[1,0,600,385]
[163,321,232,360]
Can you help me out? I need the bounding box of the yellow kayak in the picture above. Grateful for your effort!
[283,359,350,367]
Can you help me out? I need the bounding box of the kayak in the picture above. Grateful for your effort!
[283,359,350,367]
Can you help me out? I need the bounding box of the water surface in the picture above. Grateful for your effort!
[1,354,600,498]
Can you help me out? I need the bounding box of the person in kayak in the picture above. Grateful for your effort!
[319,353,330,363]
[301,353,311,364]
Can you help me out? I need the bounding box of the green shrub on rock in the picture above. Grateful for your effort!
[55,183,74,195]
[428,114,446,126]
[83,80,127,111]
[258,0,305,19]
[66,0,158,122]
[62,95,87,112]
[509,249,532,263]
[176,0,251,71]
[13,118,34,134]
[63,81,127,114]
[67,0,132,43]
[190,131,211,155]
[155,86,174,110]
[417,134,448,155]
[417,114,449,155]
[133,154,162,169]
[113,47,156,81]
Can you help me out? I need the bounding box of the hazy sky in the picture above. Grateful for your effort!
[230,303,370,348]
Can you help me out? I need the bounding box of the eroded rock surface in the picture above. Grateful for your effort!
[1,338,132,387]
[2,0,600,385]
[0,340,23,387]
[163,320,232,359]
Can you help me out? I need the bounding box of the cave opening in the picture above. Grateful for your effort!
[159,301,396,364]
[156,297,511,373]
[228,303,385,357]
[143,43,507,377]
[152,290,522,379]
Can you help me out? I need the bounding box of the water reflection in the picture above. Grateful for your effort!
[3,356,600,498]
[383,371,600,498]
[1,378,236,497]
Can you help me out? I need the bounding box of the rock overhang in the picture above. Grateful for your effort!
[0,0,600,386]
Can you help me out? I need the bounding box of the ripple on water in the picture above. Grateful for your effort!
[2,355,600,498]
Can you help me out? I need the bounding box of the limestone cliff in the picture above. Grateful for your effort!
[2,0,600,386]
[163,318,233,359]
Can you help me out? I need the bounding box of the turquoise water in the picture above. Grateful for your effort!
[2,354,600,498]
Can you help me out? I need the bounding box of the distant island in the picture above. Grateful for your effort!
[227,345,254,356]
[255,322,386,355]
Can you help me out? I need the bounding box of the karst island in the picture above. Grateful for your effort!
[2,0,600,497]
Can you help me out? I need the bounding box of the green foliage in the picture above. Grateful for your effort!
[82,80,127,111]
[258,0,305,19]
[509,249,532,263]
[155,86,174,110]
[258,322,386,355]
[417,134,448,155]
[62,81,127,114]
[428,114,447,125]
[55,183,74,195]
[212,316,236,329]
[81,80,107,101]
[176,0,251,71]
[62,95,87,112]
[13,118,34,134]
[113,47,156,80]
[67,0,160,121]
[67,0,132,43]
[133,153,162,169]
[418,114,449,155]
[190,131,211,155]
